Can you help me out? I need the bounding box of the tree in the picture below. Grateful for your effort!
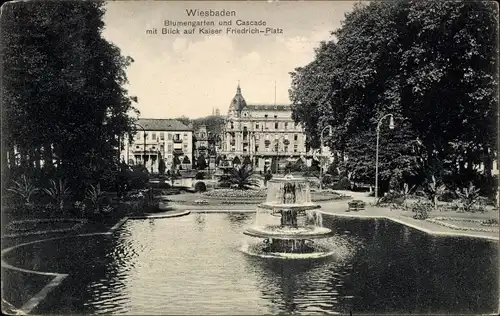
[289,0,498,194]
[158,158,166,176]
[233,156,241,166]
[196,154,207,170]
[1,1,138,198]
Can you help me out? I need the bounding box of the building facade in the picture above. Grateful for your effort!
[220,84,309,172]
[194,125,209,161]
[121,118,193,173]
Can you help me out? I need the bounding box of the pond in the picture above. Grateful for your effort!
[2,213,498,315]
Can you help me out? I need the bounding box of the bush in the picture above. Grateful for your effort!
[456,182,480,212]
[128,165,149,190]
[322,174,334,186]
[195,172,206,180]
[412,199,433,220]
[332,177,351,190]
[195,181,207,192]
[378,191,405,206]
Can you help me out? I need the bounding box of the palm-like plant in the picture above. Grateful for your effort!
[85,183,107,213]
[44,179,72,211]
[419,175,446,209]
[7,175,39,205]
[230,163,259,190]
[456,182,480,212]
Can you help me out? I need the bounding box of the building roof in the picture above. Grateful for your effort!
[247,104,291,111]
[136,119,192,131]
[229,84,247,112]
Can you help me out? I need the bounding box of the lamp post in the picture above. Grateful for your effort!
[375,114,395,201]
[135,123,146,166]
[319,125,333,191]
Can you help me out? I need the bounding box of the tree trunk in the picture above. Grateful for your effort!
[43,143,53,167]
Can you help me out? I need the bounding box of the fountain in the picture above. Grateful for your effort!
[242,175,334,259]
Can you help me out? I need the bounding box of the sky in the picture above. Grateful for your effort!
[102,0,361,119]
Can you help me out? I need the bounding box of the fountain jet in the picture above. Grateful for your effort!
[242,175,333,259]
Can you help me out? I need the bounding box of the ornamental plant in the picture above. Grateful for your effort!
[44,179,72,211]
[85,183,107,213]
[7,174,39,205]
[456,182,481,213]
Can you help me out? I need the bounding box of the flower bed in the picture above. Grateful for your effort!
[203,189,267,199]
[426,217,499,233]
[4,218,88,237]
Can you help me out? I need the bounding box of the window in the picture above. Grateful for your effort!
[152,133,157,140]
[294,134,298,141]
[274,115,277,119]
[274,144,278,152]
[152,146,156,150]
[168,144,173,151]
[255,145,259,152]
[275,122,279,129]
[136,132,141,140]
[160,132,164,140]
[183,144,188,150]
[284,122,288,130]
[231,122,234,129]
[284,146,288,152]
[167,133,172,140]
[294,144,298,152]
[265,142,270,149]
[136,146,140,149]
[255,123,259,129]
[183,133,188,140]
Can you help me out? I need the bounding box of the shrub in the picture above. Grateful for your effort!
[322,174,334,186]
[7,175,39,205]
[128,165,150,189]
[456,182,480,212]
[195,172,206,180]
[379,191,405,207]
[412,199,433,220]
[195,181,207,192]
[44,179,72,211]
[85,184,107,213]
[332,177,351,190]
[419,175,447,209]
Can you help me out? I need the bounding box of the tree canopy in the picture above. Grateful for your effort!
[1,1,138,196]
[290,0,498,193]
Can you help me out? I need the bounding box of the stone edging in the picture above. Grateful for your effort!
[3,218,89,238]
[426,217,499,233]
[317,210,499,241]
[1,210,191,314]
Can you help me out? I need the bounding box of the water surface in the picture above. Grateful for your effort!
[3,213,498,314]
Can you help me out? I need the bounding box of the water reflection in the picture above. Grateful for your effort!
[3,213,497,315]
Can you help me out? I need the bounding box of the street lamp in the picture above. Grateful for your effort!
[319,125,333,191]
[135,123,146,166]
[375,114,395,201]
